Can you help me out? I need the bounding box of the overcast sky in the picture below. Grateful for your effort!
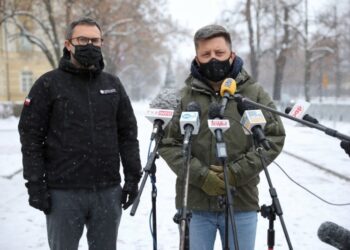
[168,0,335,29]
[166,0,341,61]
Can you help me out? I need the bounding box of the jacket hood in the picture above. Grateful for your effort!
[59,47,104,76]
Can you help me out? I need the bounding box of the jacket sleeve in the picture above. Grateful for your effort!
[228,85,286,187]
[18,77,51,183]
[116,80,142,183]
[158,100,209,188]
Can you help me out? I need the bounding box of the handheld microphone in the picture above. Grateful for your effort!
[180,102,201,151]
[237,102,270,150]
[317,221,350,250]
[219,78,237,117]
[285,106,319,124]
[145,108,174,140]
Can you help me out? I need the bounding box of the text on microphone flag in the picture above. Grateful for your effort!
[241,111,266,123]
[240,110,267,135]
[291,106,303,117]
[146,108,174,118]
[208,119,230,134]
[209,120,229,127]
[288,100,310,119]
[181,112,198,121]
[223,78,234,87]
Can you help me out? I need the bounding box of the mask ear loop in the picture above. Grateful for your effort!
[195,56,200,66]
[229,51,236,64]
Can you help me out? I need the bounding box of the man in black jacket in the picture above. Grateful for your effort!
[18,17,142,250]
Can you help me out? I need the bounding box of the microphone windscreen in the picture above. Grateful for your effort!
[186,101,201,117]
[149,87,180,110]
[285,106,292,114]
[317,221,350,250]
[208,103,222,119]
[236,101,256,116]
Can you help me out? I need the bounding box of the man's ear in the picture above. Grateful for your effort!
[64,40,72,52]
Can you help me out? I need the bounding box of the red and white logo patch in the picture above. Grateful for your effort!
[24,97,31,106]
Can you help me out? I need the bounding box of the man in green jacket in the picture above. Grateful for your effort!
[159,24,285,250]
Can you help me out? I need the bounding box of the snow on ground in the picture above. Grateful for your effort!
[0,101,349,250]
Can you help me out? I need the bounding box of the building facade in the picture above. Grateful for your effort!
[0,19,52,102]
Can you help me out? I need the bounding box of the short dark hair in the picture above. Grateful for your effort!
[65,17,102,39]
[194,24,232,50]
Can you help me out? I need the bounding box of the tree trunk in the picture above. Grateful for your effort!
[246,0,259,80]
[304,49,312,102]
[273,4,290,101]
[334,6,341,98]
[303,0,311,101]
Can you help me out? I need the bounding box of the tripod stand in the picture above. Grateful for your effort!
[179,141,193,250]
[254,138,293,250]
[130,128,164,250]
[214,130,240,250]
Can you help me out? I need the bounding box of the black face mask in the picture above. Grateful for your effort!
[198,57,232,82]
[72,44,102,67]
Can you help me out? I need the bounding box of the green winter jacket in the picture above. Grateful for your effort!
[158,68,285,212]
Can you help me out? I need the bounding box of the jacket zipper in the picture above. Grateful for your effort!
[63,101,68,146]
[87,72,98,188]
[87,72,96,146]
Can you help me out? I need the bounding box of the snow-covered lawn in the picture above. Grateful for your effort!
[0,101,349,249]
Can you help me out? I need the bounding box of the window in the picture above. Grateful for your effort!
[18,36,33,51]
[20,70,33,93]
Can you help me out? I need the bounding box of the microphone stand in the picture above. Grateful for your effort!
[253,137,293,250]
[233,94,350,142]
[233,95,349,249]
[179,133,193,250]
[214,129,240,250]
[130,129,164,250]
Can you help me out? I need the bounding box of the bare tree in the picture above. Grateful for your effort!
[272,0,301,101]
[1,0,63,68]
[220,0,273,81]
[245,0,259,79]
[0,0,185,100]
[276,0,335,101]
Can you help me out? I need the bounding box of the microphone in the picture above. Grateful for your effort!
[317,221,350,250]
[219,78,237,117]
[208,102,230,135]
[237,102,270,150]
[145,108,174,140]
[285,100,311,119]
[180,102,201,151]
[208,102,230,158]
[285,106,319,124]
[149,87,180,110]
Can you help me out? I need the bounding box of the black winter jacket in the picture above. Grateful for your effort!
[18,51,142,189]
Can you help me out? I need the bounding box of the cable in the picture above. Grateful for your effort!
[273,161,350,206]
[232,112,350,206]
[232,113,350,206]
